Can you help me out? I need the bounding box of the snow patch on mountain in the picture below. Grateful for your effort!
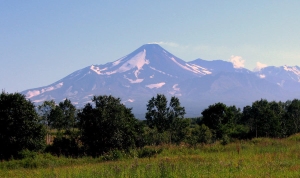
[92,84,96,90]
[26,90,41,98]
[33,99,47,103]
[32,95,55,103]
[146,82,166,89]
[97,50,149,77]
[277,80,285,87]
[185,63,212,75]
[43,82,63,93]
[68,68,85,79]
[124,75,144,83]
[63,86,78,96]
[169,84,181,95]
[26,82,63,98]
[83,94,94,100]
[170,57,195,73]
[112,56,127,66]
[173,84,180,91]
[105,70,117,75]
[283,66,300,76]
[91,50,150,76]
[259,74,266,78]
[150,67,175,77]
[117,49,149,73]
[170,57,212,75]
[90,65,101,74]
[123,99,135,104]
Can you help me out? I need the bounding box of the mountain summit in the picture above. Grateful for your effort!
[87,43,212,81]
[22,44,300,118]
[23,44,213,105]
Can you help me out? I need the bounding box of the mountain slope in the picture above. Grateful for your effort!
[255,65,300,93]
[21,44,300,118]
[22,44,213,106]
[188,59,251,74]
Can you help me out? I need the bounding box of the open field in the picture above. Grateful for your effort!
[2,135,300,177]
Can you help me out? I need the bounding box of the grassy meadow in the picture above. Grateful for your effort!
[2,134,300,177]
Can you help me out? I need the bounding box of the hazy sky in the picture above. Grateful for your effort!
[1,0,300,93]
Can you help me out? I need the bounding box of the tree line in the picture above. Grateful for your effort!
[1,91,300,160]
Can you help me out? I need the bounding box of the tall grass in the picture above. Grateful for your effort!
[2,134,300,177]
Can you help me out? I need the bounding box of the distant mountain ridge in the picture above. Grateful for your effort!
[21,44,300,118]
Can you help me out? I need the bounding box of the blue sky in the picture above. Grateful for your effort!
[1,0,300,93]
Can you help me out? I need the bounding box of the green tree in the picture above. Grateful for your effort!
[58,99,77,132]
[201,103,243,140]
[78,95,141,157]
[145,94,186,132]
[241,105,255,136]
[49,99,76,132]
[0,92,46,160]
[284,99,300,136]
[253,99,283,137]
[201,103,227,132]
[268,101,285,137]
[38,100,56,128]
[47,99,79,157]
[201,103,227,139]
[38,100,56,145]
[242,99,283,138]
[49,107,64,131]
[222,105,245,139]
[145,94,187,143]
[146,94,169,132]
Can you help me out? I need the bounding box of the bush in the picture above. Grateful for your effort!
[143,127,171,145]
[45,135,82,157]
[187,124,214,146]
[221,135,230,145]
[17,149,37,159]
[101,150,124,161]
[137,147,163,158]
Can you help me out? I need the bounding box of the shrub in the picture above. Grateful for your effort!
[137,147,163,158]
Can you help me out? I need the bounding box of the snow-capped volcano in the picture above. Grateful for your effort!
[21,44,300,118]
[86,44,211,80]
[23,44,213,105]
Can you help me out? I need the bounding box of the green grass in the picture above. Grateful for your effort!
[2,135,300,177]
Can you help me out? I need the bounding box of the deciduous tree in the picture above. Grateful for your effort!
[78,95,141,157]
[145,94,187,143]
[0,92,46,160]
[38,100,56,128]
[146,94,186,132]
